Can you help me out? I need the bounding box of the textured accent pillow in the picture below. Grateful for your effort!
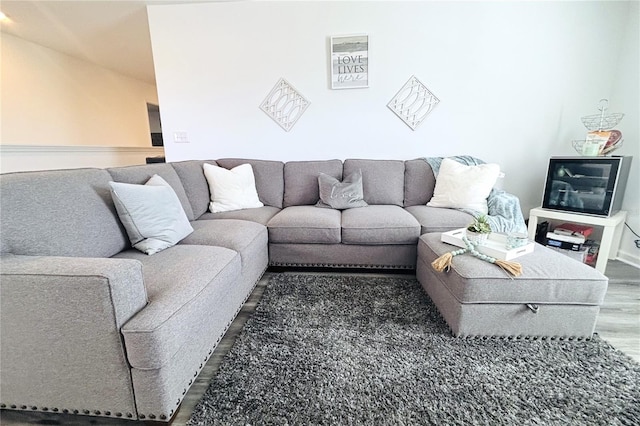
[426,158,500,214]
[203,163,264,213]
[109,175,194,255]
[316,169,369,210]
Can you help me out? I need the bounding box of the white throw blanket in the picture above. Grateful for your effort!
[423,156,528,234]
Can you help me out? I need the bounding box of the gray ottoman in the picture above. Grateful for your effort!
[416,233,608,339]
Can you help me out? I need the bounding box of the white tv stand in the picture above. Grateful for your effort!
[527,207,627,274]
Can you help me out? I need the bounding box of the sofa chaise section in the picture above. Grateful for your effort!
[416,233,608,338]
[113,245,242,419]
[105,163,270,419]
[0,165,267,421]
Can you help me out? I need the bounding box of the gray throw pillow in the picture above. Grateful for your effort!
[316,169,368,210]
[109,174,194,255]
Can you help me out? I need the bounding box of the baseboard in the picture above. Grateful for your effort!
[616,250,640,269]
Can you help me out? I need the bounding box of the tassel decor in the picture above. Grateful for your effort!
[431,236,523,278]
[431,252,453,272]
[494,259,523,277]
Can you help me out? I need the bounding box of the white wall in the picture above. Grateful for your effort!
[610,1,640,265]
[148,1,639,263]
[1,33,161,169]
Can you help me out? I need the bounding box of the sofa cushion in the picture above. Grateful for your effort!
[427,158,500,214]
[180,219,268,273]
[109,175,194,255]
[108,163,195,221]
[283,159,343,207]
[404,159,436,206]
[198,206,281,226]
[343,159,405,206]
[316,169,368,210]
[116,245,241,370]
[203,163,264,213]
[171,160,213,219]
[216,158,284,208]
[342,205,420,245]
[0,168,128,257]
[267,206,341,244]
[405,205,475,234]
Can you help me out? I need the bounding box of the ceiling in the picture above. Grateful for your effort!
[0,0,215,85]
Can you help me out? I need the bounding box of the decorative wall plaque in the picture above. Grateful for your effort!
[260,78,310,132]
[387,76,440,130]
[330,34,369,89]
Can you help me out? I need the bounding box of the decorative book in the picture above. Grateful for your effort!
[553,223,594,239]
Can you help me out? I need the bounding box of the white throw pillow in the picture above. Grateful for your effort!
[203,163,264,213]
[426,158,500,214]
[109,174,194,255]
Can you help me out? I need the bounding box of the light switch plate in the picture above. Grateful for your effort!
[174,131,189,143]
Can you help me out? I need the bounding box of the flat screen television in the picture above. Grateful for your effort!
[541,156,632,217]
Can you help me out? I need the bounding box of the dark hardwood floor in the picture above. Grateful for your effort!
[1,260,638,426]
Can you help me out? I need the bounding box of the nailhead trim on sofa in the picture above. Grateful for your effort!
[0,267,267,422]
[269,261,414,269]
[136,267,266,422]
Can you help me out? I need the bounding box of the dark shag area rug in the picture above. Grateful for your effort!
[188,273,640,425]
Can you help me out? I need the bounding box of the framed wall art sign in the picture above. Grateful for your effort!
[330,34,368,89]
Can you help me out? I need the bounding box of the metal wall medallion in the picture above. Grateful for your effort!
[387,76,440,130]
[260,78,310,132]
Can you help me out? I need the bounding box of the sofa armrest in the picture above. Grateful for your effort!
[0,254,148,417]
[0,254,147,328]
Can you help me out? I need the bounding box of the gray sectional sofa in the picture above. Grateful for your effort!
[0,158,493,421]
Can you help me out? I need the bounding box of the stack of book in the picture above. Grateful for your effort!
[545,223,599,265]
